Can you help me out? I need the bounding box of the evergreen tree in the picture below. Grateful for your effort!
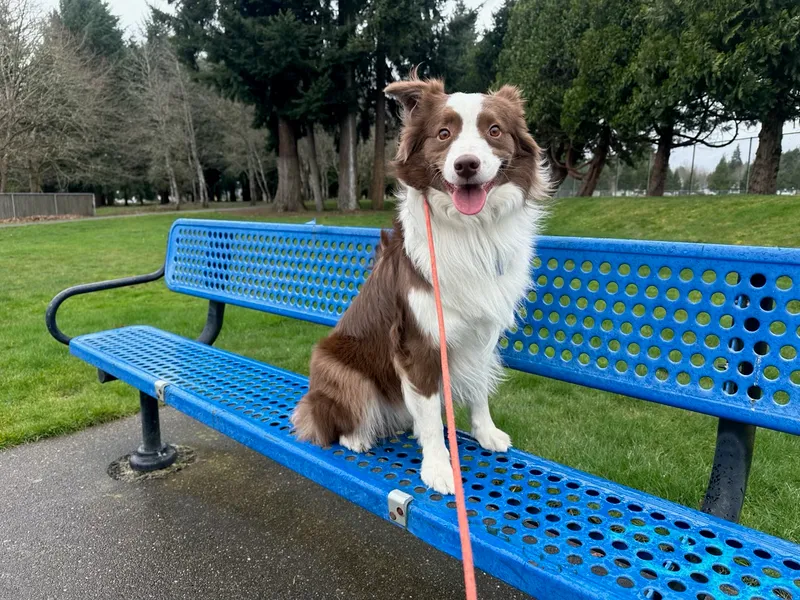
[777,148,800,191]
[730,145,743,171]
[468,0,515,93]
[165,0,329,211]
[707,156,732,193]
[58,0,125,61]
[367,0,441,208]
[665,168,682,193]
[430,2,480,92]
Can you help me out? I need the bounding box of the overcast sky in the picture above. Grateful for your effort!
[39,0,798,170]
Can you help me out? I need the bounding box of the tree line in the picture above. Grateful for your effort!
[1,0,798,208]
[0,0,277,206]
[498,0,800,197]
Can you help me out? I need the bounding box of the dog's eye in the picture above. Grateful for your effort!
[488,125,502,138]
[437,128,451,141]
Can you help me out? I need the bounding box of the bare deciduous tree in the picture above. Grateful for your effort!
[126,35,214,208]
[0,0,110,192]
[201,93,274,205]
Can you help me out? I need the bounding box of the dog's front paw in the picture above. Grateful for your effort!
[421,456,456,495]
[474,426,512,453]
[339,433,373,453]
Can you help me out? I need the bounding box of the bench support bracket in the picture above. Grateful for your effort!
[129,386,177,472]
[388,489,412,528]
[701,418,756,523]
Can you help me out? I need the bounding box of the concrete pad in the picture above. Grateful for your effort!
[0,408,529,600]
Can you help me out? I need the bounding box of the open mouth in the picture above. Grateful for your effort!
[443,180,496,215]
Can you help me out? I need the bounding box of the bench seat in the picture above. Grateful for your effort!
[71,325,800,600]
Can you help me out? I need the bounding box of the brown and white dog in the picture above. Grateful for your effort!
[291,75,549,494]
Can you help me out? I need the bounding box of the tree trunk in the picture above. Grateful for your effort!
[547,142,575,190]
[174,55,208,208]
[549,161,568,189]
[647,125,673,197]
[302,128,325,211]
[164,149,180,211]
[0,154,7,193]
[748,112,783,195]
[369,49,387,209]
[253,149,272,203]
[247,165,257,207]
[338,111,358,211]
[548,142,576,189]
[275,116,305,212]
[578,138,609,197]
[28,161,42,192]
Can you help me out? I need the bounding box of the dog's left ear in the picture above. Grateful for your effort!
[385,77,445,116]
[493,85,525,108]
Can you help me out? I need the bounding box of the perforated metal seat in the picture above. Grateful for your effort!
[51,219,800,600]
[71,325,800,600]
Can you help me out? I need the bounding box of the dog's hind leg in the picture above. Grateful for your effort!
[338,396,381,452]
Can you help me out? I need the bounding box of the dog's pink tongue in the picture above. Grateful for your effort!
[451,185,487,215]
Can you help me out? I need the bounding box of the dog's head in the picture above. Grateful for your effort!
[386,74,548,217]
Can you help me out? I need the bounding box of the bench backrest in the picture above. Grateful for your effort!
[165,219,800,436]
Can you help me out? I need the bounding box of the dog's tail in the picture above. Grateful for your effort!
[291,390,355,446]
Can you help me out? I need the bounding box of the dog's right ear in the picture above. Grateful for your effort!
[385,77,445,116]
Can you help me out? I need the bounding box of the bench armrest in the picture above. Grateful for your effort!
[45,267,165,346]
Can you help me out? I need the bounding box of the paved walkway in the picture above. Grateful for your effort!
[0,408,528,600]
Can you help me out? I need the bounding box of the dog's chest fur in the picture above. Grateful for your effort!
[399,186,541,369]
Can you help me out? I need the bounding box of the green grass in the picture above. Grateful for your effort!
[1,194,799,542]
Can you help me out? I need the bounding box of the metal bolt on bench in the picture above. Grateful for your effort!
[46,219,800,600]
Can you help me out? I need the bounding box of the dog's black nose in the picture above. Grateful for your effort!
[454,154,481,179]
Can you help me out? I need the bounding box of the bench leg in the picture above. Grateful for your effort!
[700,418,756,522]
[129,391,177,472]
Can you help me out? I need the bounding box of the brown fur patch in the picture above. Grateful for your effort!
[291,221,440,445]
[386,76,456,192]
[483,89,542,192]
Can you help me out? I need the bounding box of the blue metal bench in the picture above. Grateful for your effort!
[47,218,800,600]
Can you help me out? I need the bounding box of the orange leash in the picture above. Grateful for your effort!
[423,197,478,600]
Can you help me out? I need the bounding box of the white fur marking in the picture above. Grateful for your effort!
[339,396,412,453]
[444,93,501,185]
[399,184,546,460]
[400,376,455,495]
[470,398,512,452]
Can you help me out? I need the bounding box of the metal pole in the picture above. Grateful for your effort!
[688,145,696,195]
[647,149,654,196]
[745,136,754,193]
[53,194,58,215]
[701,418,756,523]
[129,391,177,472]
[616,157,621,197]
[10,193,15,219]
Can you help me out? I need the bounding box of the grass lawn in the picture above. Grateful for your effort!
[1,193,799,542]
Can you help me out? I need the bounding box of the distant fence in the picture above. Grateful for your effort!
[0,193,95,219]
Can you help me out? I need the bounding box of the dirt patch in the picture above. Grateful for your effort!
[0,214,81,224]
[107,445,196,482]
